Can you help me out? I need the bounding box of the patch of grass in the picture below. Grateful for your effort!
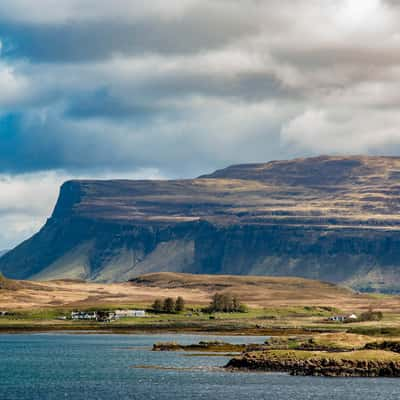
[2,309,68,320]
[367,293,392,299]
[259,306,341,319]
[349,326,400,337]
[254,349,400,362]
[310,333,374,350]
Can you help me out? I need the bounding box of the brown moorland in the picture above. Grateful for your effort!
[0,272,399,313]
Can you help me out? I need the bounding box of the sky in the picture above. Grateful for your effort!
[1,0,400,249]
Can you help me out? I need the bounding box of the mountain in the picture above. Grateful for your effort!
[2,155,400,292]
[0,250,8,258]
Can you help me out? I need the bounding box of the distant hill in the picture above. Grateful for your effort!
[0,272,396,312]
[130,272,354,305]
[3,155,400,292]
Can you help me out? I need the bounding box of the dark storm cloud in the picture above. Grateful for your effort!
[64,88,168,120]
[1,0,400,176]
[0,13,258,62]
[63,77,290,122]
[131,71,299,103]
[0,100,291,177]
[1,0,400,172]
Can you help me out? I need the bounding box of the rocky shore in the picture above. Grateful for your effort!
[226,350,400,377]
[152,333,400,377]
[152,341,247,352]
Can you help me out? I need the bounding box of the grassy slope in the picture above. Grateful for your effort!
[246,349,400,362]
[0,272,388,311]
[1,272,400,335]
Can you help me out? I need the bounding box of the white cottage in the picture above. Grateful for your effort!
[115,310,146,318]
[329,314,358,322]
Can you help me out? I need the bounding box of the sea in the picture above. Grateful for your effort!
[1,333,400,400]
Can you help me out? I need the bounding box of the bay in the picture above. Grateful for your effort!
[1,333,399,400]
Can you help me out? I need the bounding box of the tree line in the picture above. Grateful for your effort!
[204,292,248,313]
[151,292,248,314]
[359,309,383,322]
[151,296,185,313]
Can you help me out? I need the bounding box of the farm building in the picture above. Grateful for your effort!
[71,311,98,320]
[328,314,358,322]
[115,310,146,318]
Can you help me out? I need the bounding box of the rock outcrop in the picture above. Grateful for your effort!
[3,155,400,290]
[226,350,400,377]
[152,341,246,352]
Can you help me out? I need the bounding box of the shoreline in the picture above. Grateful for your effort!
[0,326,318,336]
[149,336,400,378]
[0,322,339,336]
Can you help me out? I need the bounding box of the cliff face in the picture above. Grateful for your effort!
[3,155,400,291]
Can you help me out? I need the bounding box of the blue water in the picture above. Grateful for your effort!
[1,333,400,400]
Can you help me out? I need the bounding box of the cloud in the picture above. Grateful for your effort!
[0,0,199,24]
[0,171,66,250]
[0,94,293,177]
[2,0,400,166]
[0,61,29,107]
[282,108,400,154]
[0,1,259,62]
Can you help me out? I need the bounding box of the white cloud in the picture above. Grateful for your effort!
[0,63,29,107]
[0,171,63,250]
[281,108,400,154]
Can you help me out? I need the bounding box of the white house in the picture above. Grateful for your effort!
[71,311,98,320]
[329,315,347,322]
[115,310,146,318]
[329,314,358,322]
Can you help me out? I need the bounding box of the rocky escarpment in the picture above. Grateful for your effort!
[226,350,400,377]
[3,155,400,290]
